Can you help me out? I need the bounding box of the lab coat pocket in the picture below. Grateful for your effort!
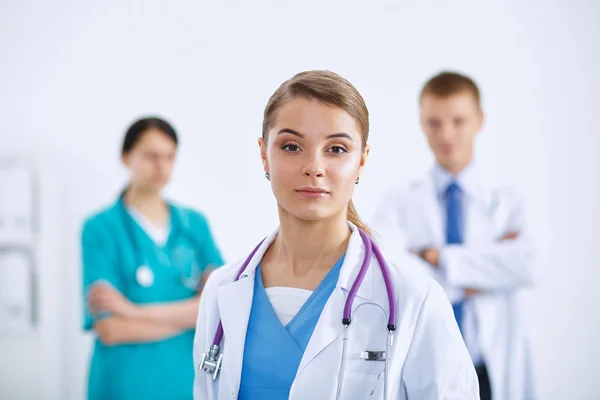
[338,370,384,399]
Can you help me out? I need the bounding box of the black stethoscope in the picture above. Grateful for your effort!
[118,192,204,290]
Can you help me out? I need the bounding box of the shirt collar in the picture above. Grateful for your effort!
[432,161,480,198]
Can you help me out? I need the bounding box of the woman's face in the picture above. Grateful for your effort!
[260,98,369,222]
[122,129,177,193]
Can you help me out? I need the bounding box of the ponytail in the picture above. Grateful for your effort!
[347,200,372,237]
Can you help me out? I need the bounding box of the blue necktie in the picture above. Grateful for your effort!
[446,182,464,334]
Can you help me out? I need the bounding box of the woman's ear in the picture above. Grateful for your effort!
[258,137,268,174]
[356,144,370,180]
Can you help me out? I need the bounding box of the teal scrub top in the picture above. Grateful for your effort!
[81,198,224,400]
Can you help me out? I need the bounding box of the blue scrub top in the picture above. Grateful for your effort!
[239,254,345,399]
[81,198,224,400]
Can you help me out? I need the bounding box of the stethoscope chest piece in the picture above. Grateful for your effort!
[199,344,223,381]
[136,265,155,287]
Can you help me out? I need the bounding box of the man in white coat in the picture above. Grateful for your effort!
[371,71,540,400]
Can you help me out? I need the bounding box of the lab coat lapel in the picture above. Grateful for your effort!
[215,228,279,394]
[464,182,497,244]
[294,286,345,378]
[216,276,254,393]
[421,170,444,246]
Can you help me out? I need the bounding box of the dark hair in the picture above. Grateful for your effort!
[121,117,178,154]
[420,71,481,107]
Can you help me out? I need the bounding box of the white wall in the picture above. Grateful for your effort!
[1,1,598,399]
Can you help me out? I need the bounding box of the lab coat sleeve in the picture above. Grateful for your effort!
[441,191,539,291]
[192,284,209,399]
[401,281,480,399]
[193,270,222,400]
[370,186,463,303]
[191,211,225,271]
[80,216,122,331]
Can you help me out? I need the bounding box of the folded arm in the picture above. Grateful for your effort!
[88,280,208,333]
[416,231,535,293]
[441,234,537,291]
[134,296,201,330]
[94,317,184,346]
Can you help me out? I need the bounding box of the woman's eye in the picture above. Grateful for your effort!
[282,144,301,152]
[328,145,348,154]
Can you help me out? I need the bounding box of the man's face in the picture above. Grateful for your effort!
[420,91,483,173]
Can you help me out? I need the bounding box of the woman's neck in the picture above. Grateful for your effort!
[268,207,351,278]
[123,186,168,227]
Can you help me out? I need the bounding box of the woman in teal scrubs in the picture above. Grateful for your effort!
[81,117,224,400]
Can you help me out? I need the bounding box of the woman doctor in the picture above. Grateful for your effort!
[193,71,479,399]
[81,117,225,400]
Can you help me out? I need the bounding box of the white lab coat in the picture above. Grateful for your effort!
[370,169,540,400]
[193,223,479,399]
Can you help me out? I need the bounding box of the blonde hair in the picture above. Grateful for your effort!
[262,70,372,236]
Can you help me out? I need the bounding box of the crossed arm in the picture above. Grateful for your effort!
[88,271,213,346]
[413,231,523,296]
[371,187,537,298]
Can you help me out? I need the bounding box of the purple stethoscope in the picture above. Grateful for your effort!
[199,229,398,399]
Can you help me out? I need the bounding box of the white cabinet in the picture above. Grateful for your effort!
[0,159,38,334]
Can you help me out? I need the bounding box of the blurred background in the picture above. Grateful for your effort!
[1,1,598,399]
